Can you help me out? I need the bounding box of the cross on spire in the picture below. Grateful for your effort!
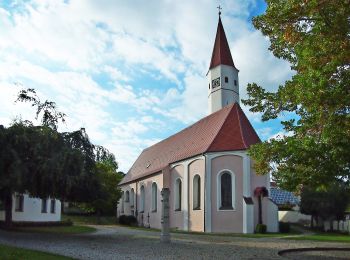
[217,5,222,16]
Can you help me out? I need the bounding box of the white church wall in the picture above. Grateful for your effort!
[208,66,222,113]
[118,182,137,217]
[279,210,311,223]
[210,155,244,233]
[140,173,163,229]
[188,159,205,232]
[0,194,61,222]
[266,199,279,232]
[169,164,185,230]
[118,173,163,229]
[208,65,239,113]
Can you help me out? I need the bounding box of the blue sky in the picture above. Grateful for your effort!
[0,0,293,172]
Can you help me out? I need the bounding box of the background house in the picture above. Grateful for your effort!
[0,194,61,222]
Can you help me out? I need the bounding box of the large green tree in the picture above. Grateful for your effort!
[300,183,350,229]
[0,89,120,227]
[242,0,350,191]
[76,157,124,216]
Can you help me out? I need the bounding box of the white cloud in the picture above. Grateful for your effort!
[0,0,293,172]
[268,131,294,141]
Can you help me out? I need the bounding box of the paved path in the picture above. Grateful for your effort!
[0,225,349,259]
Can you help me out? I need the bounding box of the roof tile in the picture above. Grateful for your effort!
[209,17,236,70]
[119,104,260,185]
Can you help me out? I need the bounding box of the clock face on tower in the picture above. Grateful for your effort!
[212,77,220,89]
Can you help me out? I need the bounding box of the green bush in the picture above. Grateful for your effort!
[255,224,267,233]
[0,220,73,228]
[118,215,137,226]
[279,222,290,233]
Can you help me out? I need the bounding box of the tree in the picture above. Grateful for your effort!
[0,89,120,227]
[254,186,269,225]
[78,158,124,216]
[300,183,350,230]
[242,0,350,191]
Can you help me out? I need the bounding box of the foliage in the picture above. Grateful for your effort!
[278,202,294,211]
[62,214,117,225]
[279,222,290,233]
[0,244,73,260]
[254,186,269,197]
[118,215,138,226]
[76,158,124,216]
[242,0,350,191]
[0,220,72,228]
[17,225,96,234]
[255,224,267,234]
[300,183,350,226]
[0,88,122,226]
[16,88,66,130]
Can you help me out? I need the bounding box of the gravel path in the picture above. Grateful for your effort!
[0,225,349,259]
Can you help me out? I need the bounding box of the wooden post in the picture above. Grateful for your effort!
[161,188,170,243]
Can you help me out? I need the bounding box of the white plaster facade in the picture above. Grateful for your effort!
[208,64,239,113]
[118,152,278,233]
[0,194,61,222]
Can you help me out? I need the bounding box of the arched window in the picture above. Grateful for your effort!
[125,191,130,202]
[193,175,201,210]
[140,185,145,213]
[217,171,235,210]
[152,182,157,212]
[175,178,182,211]
[130,188,134,207]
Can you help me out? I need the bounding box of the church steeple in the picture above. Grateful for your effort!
[207,14,239,114]
[209,17,236,70]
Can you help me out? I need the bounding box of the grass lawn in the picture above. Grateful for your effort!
[0,244,73,260]
[62,214,116,225]
[286,233,350,243]
[173,230,300,238]
[17,225,96,234]
[122,225,300,238]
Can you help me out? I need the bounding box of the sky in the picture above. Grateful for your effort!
[0,0,294,173]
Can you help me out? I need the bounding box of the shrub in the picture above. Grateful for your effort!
[255,224,267,234]
[118,215,137,226]
[279,222,290,233]
[0,220,73,228]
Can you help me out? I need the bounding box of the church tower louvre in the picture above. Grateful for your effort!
[207,14,239,114]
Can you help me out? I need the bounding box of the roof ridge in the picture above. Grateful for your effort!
[205,104,234,152]
[236,105,248,148]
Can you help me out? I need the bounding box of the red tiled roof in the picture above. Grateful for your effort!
[119,104,260,185]
[209,17,236,70]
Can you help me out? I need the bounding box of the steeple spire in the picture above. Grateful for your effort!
[209,16,236,70]
[207,14,239,114]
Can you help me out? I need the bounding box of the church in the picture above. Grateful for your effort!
[118,15,278,233]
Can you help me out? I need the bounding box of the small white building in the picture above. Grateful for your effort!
[0,194,61,222]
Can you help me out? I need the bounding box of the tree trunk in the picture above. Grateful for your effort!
[4,193,13,228]
[258,196,262,225]
[311,215,314,229]
[330,219,333,232]
[61,200,65,214]
[97,209,101,224]
[337,220,340,231]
